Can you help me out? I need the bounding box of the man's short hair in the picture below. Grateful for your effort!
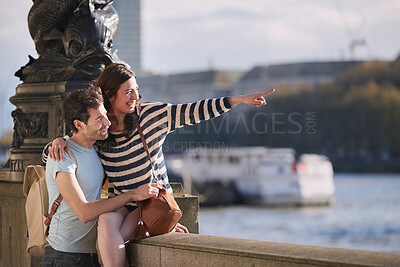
[62,85,104,133]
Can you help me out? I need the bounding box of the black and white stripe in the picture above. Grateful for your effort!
[44,97,232,211]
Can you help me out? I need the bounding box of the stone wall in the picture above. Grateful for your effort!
[128,233,400,267]
[2,180,399,267]
[0,181,31,266]
[0,181,198,267]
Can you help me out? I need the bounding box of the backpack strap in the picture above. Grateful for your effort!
[44,194,62,226]
[44,151,77,227]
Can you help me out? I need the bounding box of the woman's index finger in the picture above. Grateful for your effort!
[262,89,275,96]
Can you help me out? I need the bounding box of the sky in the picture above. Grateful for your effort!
[0,0,400,137]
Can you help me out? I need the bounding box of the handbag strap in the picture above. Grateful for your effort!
[44,151,78,226]
[136,105,157,182]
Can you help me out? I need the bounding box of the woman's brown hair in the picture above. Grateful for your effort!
[95,63,138,147]
[95,63,136,112]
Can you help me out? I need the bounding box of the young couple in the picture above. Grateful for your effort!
[43,63,274,267]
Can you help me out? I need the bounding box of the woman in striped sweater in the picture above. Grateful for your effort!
[47,63,274,266]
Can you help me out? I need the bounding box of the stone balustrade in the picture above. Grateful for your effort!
[1,181,399,267]
[127,233,400,266]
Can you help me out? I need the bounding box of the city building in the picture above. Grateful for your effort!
[112,0,141,73]
[138,70,244,103]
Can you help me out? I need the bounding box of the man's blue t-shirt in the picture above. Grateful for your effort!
[45,139,103,253]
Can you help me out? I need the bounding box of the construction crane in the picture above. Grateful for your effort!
[334,0,371,60]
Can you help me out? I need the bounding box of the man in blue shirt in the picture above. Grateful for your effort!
[43,86,161,266]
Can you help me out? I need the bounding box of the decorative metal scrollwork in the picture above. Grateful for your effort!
[15,0,120,83]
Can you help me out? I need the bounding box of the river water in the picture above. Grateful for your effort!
[198,173,400,253]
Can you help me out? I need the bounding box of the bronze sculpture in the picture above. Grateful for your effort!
[15,0,119,83]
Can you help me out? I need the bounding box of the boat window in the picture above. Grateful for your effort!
[229,156,240,164]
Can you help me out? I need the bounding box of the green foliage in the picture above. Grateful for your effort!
[336,58,400,87]
[255,60,400,171]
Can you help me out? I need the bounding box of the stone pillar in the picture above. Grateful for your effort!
[6,81,92,182]
[170,183,199,234]
[7,82,66,182]
[0,181,30,267]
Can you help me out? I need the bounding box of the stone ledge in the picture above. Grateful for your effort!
[128,233,400,266]
[0,179,25,198]
[0,169,10,182]
[16,82,67,94]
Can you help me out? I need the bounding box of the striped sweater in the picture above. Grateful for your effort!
[44,97,232,211]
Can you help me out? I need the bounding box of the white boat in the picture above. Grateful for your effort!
[166,147,335,206]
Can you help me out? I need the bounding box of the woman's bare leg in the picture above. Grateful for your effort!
[98,207,130,267]
[119,209,141,267]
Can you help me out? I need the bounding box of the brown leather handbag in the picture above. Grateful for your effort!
[133,112,183,239]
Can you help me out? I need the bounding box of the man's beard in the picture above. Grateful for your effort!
[98,127,109,140]
[88,126,109,141]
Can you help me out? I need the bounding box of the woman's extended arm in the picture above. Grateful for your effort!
[167,89,275,132]
[228,89,275,107]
